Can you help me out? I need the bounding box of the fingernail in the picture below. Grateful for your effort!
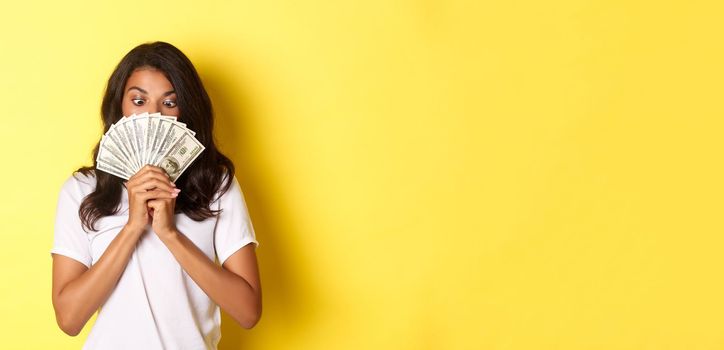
[171,182,176,187]
[173,188,181,193]
[171,192,178,197]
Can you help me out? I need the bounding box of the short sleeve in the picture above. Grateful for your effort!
[50,175,93,268]
[214,175,259,265]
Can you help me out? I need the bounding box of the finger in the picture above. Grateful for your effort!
[129,172,175,190]
[146,198,175,213]
[128,165,171,184]
[147,197,175,206]
[128,169,171,187]
[138,189,180,201]
[132,178,177,193]
[138,164,166,175]
[141,195,177,207]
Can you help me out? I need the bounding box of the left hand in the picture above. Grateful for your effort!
[148,192,180,240]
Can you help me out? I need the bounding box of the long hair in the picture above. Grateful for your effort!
[76,41,235,232]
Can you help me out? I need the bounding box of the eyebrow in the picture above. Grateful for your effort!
[127,86,176,96]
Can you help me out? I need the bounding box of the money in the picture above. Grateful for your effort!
[158,132,204,182]
[95,112,205,181]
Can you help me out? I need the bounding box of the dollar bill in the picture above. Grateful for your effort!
[150,121,188,165]
[98,136,135,176]
[105,121,138,173]
[96,138,132,180]
[144,115,160,165]
[95,113,203,180]
[157,131,205,182]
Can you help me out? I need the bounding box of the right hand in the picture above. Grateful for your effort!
[123,165,180,232]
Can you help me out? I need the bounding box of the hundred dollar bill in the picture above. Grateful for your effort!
[112,114,139,171]
[134,113,149,167]
[96,139,132,180]
[95,113,204,180]
[98,136,135,176]
[127,112,151,168]
[96,161,129,180]
[144,115,161,165]
[105,120,139,173]
[147,118,173,166]
[150,121,190,166]
[121,118,143,169]
[155,113,194,136]
[142,114,153,166]
[158,132,205,182]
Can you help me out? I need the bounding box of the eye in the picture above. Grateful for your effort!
[132,98,145,106]
[163,99,177,108]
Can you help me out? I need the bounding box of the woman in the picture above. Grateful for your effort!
[50,41,262,349]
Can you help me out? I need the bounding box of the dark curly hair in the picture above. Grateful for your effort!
[76,41,234,232]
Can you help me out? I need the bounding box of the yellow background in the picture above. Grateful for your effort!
[1,0,723,349]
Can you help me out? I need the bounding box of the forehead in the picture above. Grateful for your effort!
[124,68,174,93]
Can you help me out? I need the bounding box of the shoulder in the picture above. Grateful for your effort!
[212,169,243,204]
[58,169,97,202]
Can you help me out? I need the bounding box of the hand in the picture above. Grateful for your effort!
[123,165,180,233]
[147,195,179,240]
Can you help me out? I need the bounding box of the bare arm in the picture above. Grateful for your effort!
[145,170,262,329]
[51,224,144,336]
[159,231,262,329]
[51,165,178,336]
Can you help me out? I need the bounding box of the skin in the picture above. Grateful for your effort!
[51,67,262,336]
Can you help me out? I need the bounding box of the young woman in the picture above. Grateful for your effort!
[50,41,262,349]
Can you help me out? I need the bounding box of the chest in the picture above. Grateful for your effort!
[87,210,219,266]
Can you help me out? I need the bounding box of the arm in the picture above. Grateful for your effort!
[51,224,144,336]
[158,231,262,329]
[52,165,178,336]
[146,172,262,329]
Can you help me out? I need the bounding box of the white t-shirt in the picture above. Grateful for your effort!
[50,170,259,350]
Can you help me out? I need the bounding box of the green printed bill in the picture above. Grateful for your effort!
[96,112,205,181]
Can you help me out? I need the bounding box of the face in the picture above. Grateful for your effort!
[121,67,179,118]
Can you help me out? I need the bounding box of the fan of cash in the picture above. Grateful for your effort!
[96,112,205,181]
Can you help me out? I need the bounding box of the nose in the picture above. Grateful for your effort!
[145,105,159,114]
